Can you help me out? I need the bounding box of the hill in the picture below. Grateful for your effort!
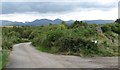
[83,20,114,24]
[1,19,114,26]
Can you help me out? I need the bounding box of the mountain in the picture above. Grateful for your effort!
[1,19,114,26]
[0,20,24,26]
[83,20,114,24]
[53,19,63,24]
[1,19,74,26]
[26,19,53,26]
[27,19,66,26]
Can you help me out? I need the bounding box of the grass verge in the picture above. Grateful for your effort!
[0,50,10,70]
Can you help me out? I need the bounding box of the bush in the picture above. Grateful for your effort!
[42,30,64,48]
[101,24,111,32]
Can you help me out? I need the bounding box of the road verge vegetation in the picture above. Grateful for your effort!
[31,21,119,57]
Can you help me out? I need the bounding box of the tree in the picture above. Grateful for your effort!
[115,19,120,23]
[101,24,111,32]
[49,23,52,26]
[72,20,80,28]
[72,20,87,28]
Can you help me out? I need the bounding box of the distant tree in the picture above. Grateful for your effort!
[41,25,44,27]
[49,23,52,26]
[72,20,87,28]
[72,20,80,28]
[115,19,120,23]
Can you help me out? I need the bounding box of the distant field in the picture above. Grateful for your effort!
[0,26,13,28]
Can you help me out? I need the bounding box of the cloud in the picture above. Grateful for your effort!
[1,0,119,3]
[1,1,118,14]
[0,0,118,21]
[0,8,117,22]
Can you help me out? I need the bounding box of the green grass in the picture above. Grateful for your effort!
[0,50,10,70]
[36,46,50,52]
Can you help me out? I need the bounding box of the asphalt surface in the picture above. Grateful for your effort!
[6,42,118,68]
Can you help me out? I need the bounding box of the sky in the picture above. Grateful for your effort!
[0,0,119,22]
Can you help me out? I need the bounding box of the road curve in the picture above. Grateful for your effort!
[6,42,118,68]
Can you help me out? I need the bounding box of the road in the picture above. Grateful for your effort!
[6,42,118,68]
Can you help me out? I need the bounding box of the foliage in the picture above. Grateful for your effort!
[115,18,120,23]
[2,20,119,58]
[30,21,119,56]
[72,21,87,28]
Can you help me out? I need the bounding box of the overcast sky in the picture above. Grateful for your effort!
[0,0,119,22]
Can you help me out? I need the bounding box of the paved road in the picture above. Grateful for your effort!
[6,42,118,68]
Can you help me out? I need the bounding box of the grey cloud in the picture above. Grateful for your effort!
[1,2,117,14]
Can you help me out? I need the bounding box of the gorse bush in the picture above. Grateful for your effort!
[31,22,119,56]
[42,30,64,47]
[2,27,31,50]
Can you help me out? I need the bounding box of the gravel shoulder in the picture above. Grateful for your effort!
[6,42,118,68]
